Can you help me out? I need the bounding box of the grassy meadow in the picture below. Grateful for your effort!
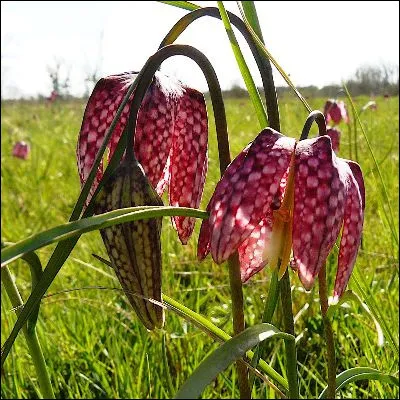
[1,94,399,398]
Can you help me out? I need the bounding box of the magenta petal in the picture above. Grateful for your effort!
[333,160,365,299]
[208,128,295,264]
[197,145,249,260]
[77,73,134,204]
[169,87,208,244]
[238,214,273,283]
[293,136,346,290]
[134,72,179,193]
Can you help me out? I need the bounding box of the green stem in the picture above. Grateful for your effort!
[353,105,359,163]
[227,253,252,398]
[318,264,336,399]
[249,269,280,390]
[1,268,55,399]
[280,270,299,399]
[347,123,353,160]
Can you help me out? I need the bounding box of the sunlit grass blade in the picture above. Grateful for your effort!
[1,267,55,398]
[235,1,312,113]
[217,1,268,129]
[326,290,384,347]
[174,324,293,398]
[318,367,399,398]
[161,294,289,392]
[158,1,201,11]
[2,242,43,332]
[158,6,280,130]
[1,207,207,268]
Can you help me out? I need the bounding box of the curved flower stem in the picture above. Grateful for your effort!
[158,6,280,129]
[280,269,299,399]
[318,263,336,399]
[300,110,326,140]
[1,267,55,399]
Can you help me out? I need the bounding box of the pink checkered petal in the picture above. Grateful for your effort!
[169,88,208,244]
[134,72,180,191]
[197,146,250,260]
[76,73,135,204]
[209,128,295,264]
[239,214,273,283]
[293,136,346,290]
[333,160,365,299]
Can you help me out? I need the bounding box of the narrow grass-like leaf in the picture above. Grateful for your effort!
[326,290,384,347]
[158,1,201,11]
[217,1,268,129]
[318,367,399,398]
[174,323,293,398]
[1,207,207,268]
[158,6,280,129]
[1,243,42,332]
[235,2,312,113]
[161,294,289,392]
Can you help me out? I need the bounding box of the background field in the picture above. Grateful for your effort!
[1,95,399,398]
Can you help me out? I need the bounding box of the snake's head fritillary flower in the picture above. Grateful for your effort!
[12,141,30,160]
[324,99,350,125]
[326,126,341,152]
[198,128,365,299]
[77,71,208,244]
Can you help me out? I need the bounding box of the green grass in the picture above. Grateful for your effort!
[1,95,399,399]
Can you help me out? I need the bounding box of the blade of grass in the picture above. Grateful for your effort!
[318,367,399,398]
[235,1,312,113]
[1,206,207,268]
[174,324,294,399]
[217,1,268,129]
[158,1,200,11]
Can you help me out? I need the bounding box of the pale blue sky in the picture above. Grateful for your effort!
[1,1,399,99]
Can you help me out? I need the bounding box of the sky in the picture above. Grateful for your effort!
[1,1,399,99]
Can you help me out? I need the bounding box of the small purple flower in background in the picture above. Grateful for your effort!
[198,128,365,299]
[324,99,350,125]
[326,126,341,152]
[77,71,208,244]
[12,141,30,160]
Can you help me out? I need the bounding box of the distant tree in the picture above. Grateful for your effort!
[47,59,71,100]
[345,63,399,96]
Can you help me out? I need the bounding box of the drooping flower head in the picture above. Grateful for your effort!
[12,141,30,160]
[77,71,208,244]
[198,128,365,299]
[77,71,208,329]
[324,99,349,125]
[326,126,341,152]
